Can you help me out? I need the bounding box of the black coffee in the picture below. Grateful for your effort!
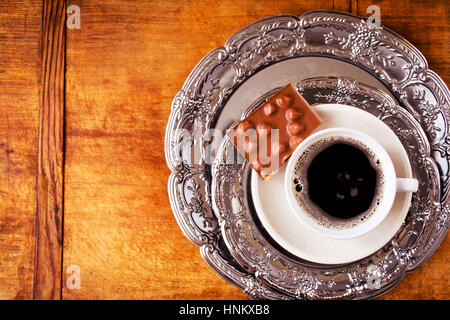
[307,143,377,219]
[293,137,383,230]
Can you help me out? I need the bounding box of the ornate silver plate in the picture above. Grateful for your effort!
[212,77,441,299]
[165,11,449,299]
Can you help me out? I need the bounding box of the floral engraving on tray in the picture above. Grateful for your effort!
[323,22,399,67]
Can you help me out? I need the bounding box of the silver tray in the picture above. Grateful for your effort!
[165,11,449,299]
[212,77,439,299]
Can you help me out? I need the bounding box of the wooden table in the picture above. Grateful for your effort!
[0,0,448,300]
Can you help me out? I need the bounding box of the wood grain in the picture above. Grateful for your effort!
[33,0,66,300]
[0,0,42,300]
[333,0,357,13]
[61,0,334,300]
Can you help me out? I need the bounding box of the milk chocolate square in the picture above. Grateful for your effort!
[227,83,322,180]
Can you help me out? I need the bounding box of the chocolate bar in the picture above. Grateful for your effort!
[227,83,322,180]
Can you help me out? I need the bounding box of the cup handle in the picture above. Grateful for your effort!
[396,178,418,192]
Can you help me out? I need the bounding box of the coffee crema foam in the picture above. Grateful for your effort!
[292,136,385,230]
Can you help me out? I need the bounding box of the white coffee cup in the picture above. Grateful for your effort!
[284,127,418,239]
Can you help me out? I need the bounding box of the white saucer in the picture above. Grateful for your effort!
[251,104,413,264]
